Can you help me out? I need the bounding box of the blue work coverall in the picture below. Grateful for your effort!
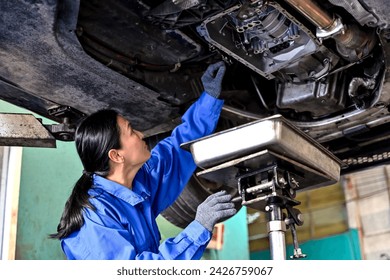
[61,92,224,260]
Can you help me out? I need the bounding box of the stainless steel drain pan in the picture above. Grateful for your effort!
[181,115,342,182]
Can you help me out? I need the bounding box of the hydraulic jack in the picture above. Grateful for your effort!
[237,164,306,259]
[182,115,342,260]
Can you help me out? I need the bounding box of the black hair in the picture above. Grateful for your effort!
[49,109,121,239]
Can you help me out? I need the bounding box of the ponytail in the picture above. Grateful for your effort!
[50,109,120,239]
[49,173,94,239]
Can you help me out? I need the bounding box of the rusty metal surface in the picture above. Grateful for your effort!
[0,113,56,148]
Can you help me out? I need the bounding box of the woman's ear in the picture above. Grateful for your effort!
[108,149,124,163]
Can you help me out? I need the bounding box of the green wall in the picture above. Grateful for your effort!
[213,207,249,260]
[16,141,81,259]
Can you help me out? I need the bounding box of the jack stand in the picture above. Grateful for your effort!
[181,115,342,260]
[237,164,306,259]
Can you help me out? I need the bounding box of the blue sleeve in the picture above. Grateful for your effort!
[144,92,224,215]
[137,221,212,260]
[62,212,211,260]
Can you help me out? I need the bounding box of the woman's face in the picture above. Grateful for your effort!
[116,115,151,167]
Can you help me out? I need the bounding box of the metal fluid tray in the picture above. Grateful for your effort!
[181,115,342,190]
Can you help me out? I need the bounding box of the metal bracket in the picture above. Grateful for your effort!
[45,105,85,141]
[44,120,75,142]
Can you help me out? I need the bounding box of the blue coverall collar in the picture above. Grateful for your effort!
[92,174,150,206]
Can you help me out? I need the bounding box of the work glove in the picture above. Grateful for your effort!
[201,61,226,98]
[195,190,237,232]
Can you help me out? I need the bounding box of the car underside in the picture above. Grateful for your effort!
[1,0,390,227]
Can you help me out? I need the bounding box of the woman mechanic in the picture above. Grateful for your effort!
[50,61,237,260]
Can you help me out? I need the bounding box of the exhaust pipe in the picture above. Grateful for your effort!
[283,0,376,61]
[282,0,335,31]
